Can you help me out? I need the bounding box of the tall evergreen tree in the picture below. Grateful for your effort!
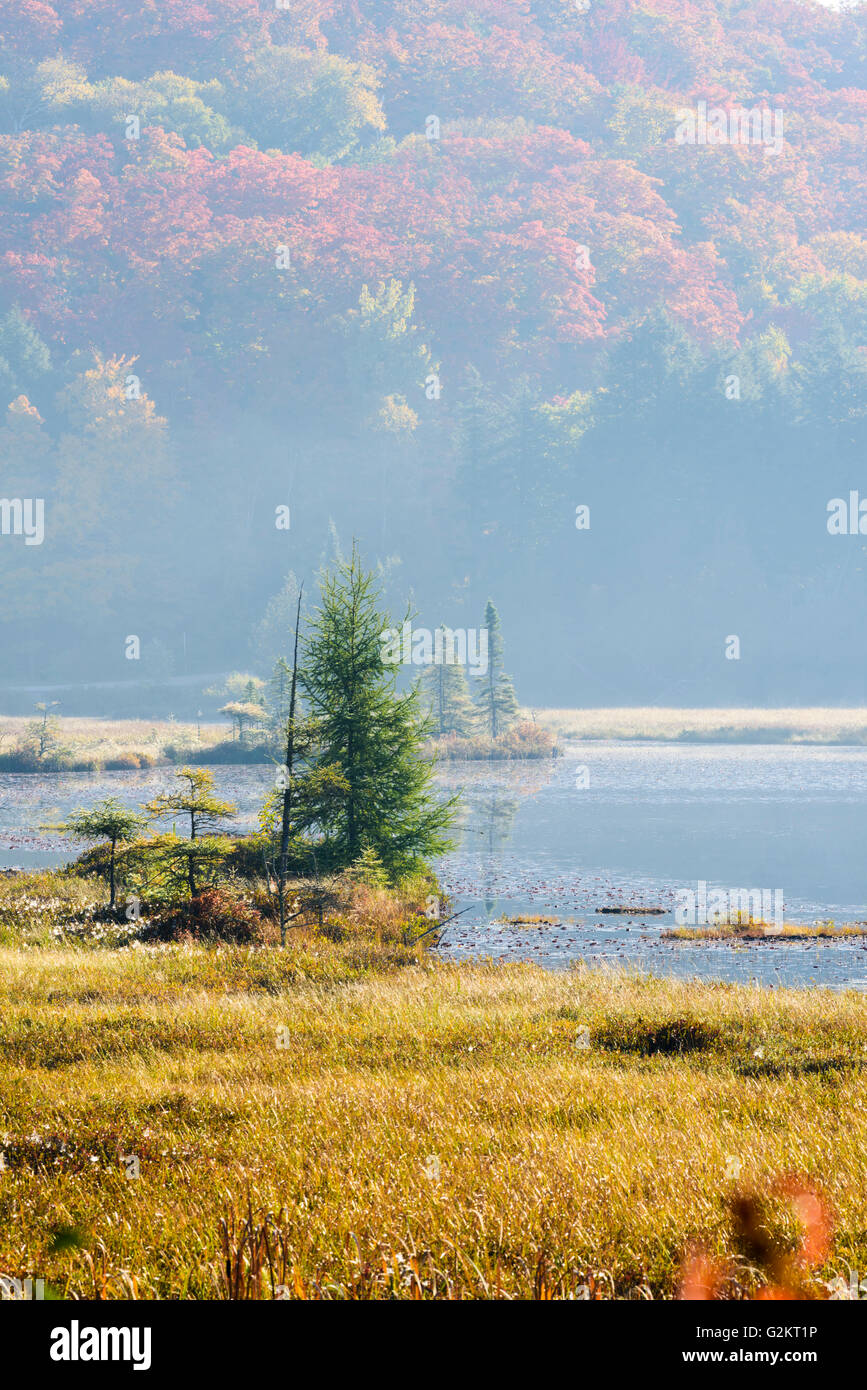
[418,628,478,736]
[0,306,51,398]
[300,545,456,877]
[474,600,519,739]
[268,656,293,732]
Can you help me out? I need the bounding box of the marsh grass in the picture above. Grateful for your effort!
[0,716,228,772]
[426,722,559,760]
[534,707,867,744]
[664,922,867,941]
[0,871,113,947]
[495,915,572,927]
[3,710,861,769]
[1,937,866,1299]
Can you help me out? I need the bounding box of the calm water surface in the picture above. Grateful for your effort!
[3,743,866,990]
[435,743,867,991]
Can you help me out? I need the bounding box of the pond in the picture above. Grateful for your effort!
[2,743,866,990]
[436,742,867,991]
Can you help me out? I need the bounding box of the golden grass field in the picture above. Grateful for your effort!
[532,707,867,743]
[2,929,866,1299]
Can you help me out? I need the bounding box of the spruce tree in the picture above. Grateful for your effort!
[418,627,477,736]
[474,600,519,739]
[300,546,456,877]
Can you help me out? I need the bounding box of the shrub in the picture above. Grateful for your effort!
[0,747,45,772]
[595,1015,724,1055]
[165,740,273,765]
[140,887,265,944]
[0,748,101,772]
[104,752,143,769]
[499,720,558,757]
[427,721,559,761]
[328,872,432,941]
[346,848,389,888]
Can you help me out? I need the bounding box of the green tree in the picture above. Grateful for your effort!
[145,768,236,892]
[84,72,240,152]
[607,86,677,158]
[299,546,456,877]
[219,700,265,744]
[145,833,232,900]
[0,398,55,662]
[0,56,92,133]
[0,306,51,399]
[456,374,566,547]
[267,657,293,733]
[335,281,432,418]
[599,308,706,420]
[220,45,386,162]
[418,630,478,736]
[48,352,181,632]
[474,601,519,739]
[207,672,265,704]
[56,797,146,909]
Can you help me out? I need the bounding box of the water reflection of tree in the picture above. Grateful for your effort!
[445,763,556,919]
[442,762,554,801]
[457,793,520,919]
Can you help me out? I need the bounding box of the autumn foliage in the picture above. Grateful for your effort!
[0,1,865,683]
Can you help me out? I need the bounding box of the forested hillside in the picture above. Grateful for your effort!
[1,0,865,703]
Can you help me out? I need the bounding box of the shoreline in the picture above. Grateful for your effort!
[2,711,867,775]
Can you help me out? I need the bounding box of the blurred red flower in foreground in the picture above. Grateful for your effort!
[679,1177,832,1301]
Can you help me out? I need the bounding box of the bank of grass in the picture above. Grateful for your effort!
[533,707,867,745]
[664,921,867,941]
[0,716,234,772]
[0,867,430,961]
[4,709,862,770]
[426,720,559,760]
[1,924,866,1298]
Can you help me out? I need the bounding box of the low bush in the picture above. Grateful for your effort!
[104,751,157,770]
[140,888,266,944]
[594,1015,725,1056]
[428,721,559,760]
